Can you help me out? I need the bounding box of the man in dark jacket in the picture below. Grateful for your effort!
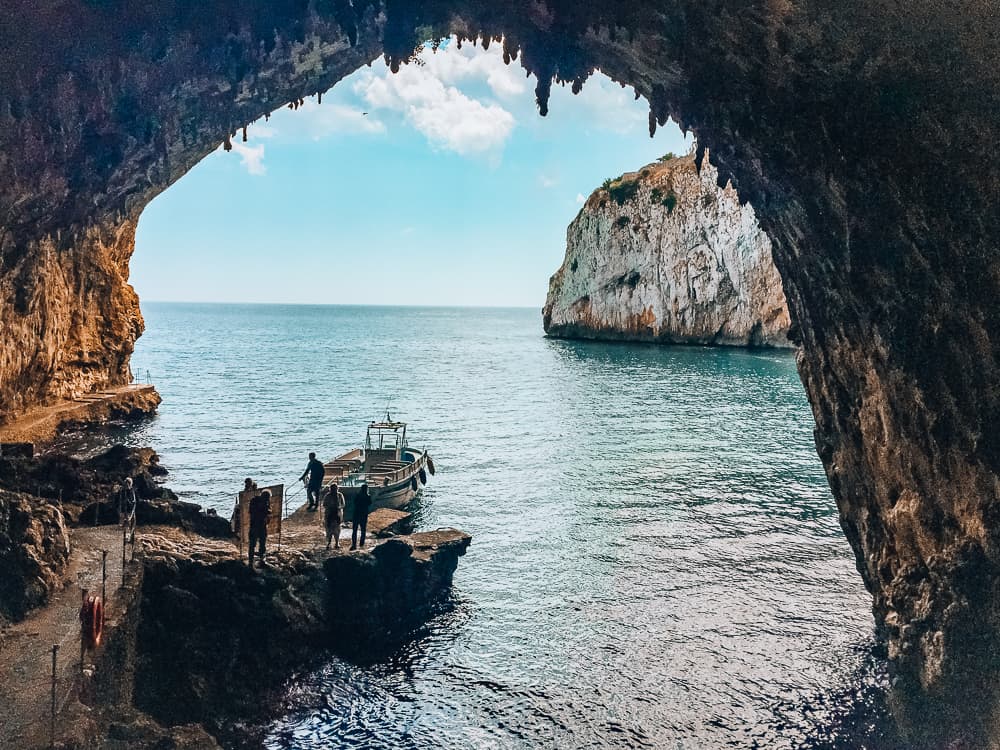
[248,489,271,566]
[117,477,138,525]
[299,452,325,511]
[351,483,372,550]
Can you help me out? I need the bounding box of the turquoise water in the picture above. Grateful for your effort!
[120,303,891,748]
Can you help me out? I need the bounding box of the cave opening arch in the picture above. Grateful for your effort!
[2,1,999,745]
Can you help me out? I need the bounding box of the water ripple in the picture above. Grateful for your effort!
[96,304,898,747]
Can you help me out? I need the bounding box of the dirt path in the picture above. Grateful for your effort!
[0,526,127,749]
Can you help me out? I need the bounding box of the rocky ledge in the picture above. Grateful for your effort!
[0,385,161,446]
[543,151,790,347]
[133,527,470,740]
[0,489,70,622]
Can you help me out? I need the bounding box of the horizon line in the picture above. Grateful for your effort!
[141,299,542,310]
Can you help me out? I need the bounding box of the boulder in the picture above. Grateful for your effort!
[0,490,70,622]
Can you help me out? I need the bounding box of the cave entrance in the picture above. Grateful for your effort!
[113,36,881,749]
[5,0,994,742]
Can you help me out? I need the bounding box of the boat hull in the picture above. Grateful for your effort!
[336,449,429,518]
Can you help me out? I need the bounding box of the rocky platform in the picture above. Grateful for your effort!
[134,523,470,738]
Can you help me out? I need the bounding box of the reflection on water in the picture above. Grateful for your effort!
[102,304,899,747]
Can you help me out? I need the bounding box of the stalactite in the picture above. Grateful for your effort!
[242,126,247,142]
[223,133,232,151]
[317,91,322,104]
[535,75,552,117]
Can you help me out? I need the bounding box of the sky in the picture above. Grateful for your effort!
[132,37,691,308]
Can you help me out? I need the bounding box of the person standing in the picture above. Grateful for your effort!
[117,477,138,541]
[299,452,325,511]
[351,483,372,550]
[248,488,271,567]
[233,478,256,536]
[323,482,346,550]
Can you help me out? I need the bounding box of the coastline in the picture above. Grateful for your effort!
[0,403,471,749]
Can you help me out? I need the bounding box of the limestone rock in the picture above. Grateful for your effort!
[544,153,790,347]
[0,489,70,622]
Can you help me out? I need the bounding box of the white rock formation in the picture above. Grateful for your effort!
[543,152,791,347]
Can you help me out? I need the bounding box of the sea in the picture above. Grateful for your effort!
[99,302,898,748]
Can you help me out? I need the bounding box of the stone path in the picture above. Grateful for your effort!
[0,526,127,750]
[0,384,158,445]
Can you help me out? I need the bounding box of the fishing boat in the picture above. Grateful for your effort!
[322,417,435,514]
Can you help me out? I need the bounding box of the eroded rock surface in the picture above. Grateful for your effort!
[544,153,789,346]
[0,489,70,622]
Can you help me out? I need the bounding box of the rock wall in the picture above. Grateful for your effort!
[543,153,790,346]
[0,221,144,422]
[0,1,999,744]
[0,490,70,622]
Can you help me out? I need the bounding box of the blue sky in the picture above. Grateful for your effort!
[132,38,691,308]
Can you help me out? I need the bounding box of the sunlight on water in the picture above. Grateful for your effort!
[108,304,898,748]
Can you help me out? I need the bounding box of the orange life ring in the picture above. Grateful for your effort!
[80,595,104,649]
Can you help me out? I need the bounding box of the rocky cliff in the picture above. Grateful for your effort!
[543,153,790,346]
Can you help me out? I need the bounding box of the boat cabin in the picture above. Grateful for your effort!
[363,420,407,472]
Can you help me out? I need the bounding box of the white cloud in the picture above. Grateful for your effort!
[538,173,557,188]
[295,101,386,140]
[248,123,277,139]
[355,53,516,157]
[418,39,528,99]
[230,141,266,176]
[576,193,586,204]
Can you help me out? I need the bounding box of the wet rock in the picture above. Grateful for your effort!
[0,490,70,622]
[544,152,790,347]
[325,531,471,640]
[1,443,34,458]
